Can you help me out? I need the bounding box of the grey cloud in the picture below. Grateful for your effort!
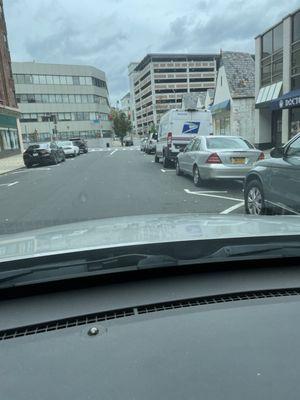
[4,0,300,104]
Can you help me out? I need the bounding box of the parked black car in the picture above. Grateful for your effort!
[23,142,66,168]
[244,133,300,215]
[70,138,88,153]
[124,136,134,146]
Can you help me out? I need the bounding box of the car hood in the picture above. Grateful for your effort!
[0,214,300,262]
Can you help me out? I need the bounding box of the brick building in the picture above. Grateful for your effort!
[0,0,22,157]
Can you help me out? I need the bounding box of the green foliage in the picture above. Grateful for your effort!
[111,109,132,139]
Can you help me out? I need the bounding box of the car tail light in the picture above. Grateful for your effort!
[258,152,265,161]
[167,132,172,148]
[206,153,222,164]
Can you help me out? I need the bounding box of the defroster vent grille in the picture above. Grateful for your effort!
[1,288,300,341]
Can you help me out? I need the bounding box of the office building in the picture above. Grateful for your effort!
[0,0,22,158]
[128,62,138,133]
[12,62,113,142]
[255,8,300,148]
[130,53,218,135]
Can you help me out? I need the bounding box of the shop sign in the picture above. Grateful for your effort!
[278,94,300,109]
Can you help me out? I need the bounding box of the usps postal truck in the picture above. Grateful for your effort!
[155,109,213,167]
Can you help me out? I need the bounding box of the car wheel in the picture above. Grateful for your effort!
[155,154,159,163]
[176,159,182,176]
[25,162,32,168]
[193,165,202,187]
[62,155,66,162]
[245,180,268,215]
[52,154,58,165]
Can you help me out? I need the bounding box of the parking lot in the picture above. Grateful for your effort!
[0,144,246,235]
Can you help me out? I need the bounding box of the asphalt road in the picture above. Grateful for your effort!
[0,146,245,234]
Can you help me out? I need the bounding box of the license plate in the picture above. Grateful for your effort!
[33,153,38,157]
[231,157,245,164]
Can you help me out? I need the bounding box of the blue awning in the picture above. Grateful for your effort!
[210,99,230,114]
[270,89,300,110]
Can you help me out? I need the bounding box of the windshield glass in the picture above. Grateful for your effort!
[0,0,299,267]
[206,137,252,149]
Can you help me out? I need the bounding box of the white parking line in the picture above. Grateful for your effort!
[0,181,19,187]
[109,149,118,156]
[7,181,19,187]
[220,201,244,214]
[161,169,175,173]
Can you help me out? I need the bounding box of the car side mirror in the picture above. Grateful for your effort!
[270,147,284,158]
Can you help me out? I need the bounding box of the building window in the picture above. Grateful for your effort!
[262,30,272,58]
[291,75,300,90]
[293,11,300,43]
[273,23,283,52]
[290,108,300,138]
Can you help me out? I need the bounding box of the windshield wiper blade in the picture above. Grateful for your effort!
[0,253,178,288]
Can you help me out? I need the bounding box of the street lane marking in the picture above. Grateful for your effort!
[0,181,19,187]
[184,189,243,202]
[7,181,18,187]
[109,149,118,156]
[161,169,175,172]
[220,201,245,214]
[184,189,228,194]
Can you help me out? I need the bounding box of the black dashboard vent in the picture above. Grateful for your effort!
[0,308,134,341]
[137,288,300,314]
[1,288,300,341]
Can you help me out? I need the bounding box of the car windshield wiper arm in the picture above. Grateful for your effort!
[0,253,178,288]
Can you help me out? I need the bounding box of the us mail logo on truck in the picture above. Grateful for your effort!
[182,122,200,134]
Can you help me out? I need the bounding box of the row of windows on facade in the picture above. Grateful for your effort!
[135,87,210,101]
[261,10,300,87]
[135,76,215,91]
[261,44,300,87]
[24,130,112,141]
[262,11,300,58]
[16,93,109,105]
[134,67,215,86]
[13,74,107,88]
[20,112,109,123]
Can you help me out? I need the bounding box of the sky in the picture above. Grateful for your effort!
[4,0,300,105]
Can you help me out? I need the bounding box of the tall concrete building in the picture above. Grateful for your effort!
[12,62,113,142]
[130,53,218,135]
[128,62,138,133]
[0,0,22,158]
[255,8,300,148]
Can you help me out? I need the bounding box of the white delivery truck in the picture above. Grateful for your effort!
[155,108,213,167]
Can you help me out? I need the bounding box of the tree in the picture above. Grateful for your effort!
[111,109,132,146]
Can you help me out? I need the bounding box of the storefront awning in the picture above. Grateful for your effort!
[255,81,282,108]
[210,99,230,114]
[270,89,300,110]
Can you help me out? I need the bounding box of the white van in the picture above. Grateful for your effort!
[155,109,212,167]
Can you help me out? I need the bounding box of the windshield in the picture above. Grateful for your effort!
[0,0,299,268]
[206,137,252,149]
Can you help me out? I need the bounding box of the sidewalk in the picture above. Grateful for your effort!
[0,154,24,175]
